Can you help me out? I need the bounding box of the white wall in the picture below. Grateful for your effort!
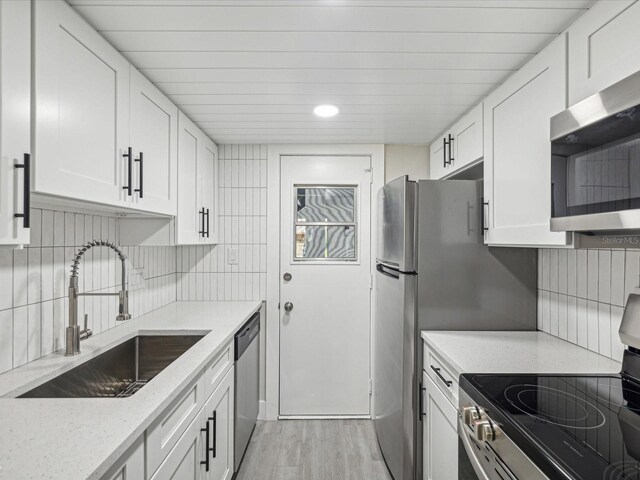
[384,144,429,182]
[537,247,640,362]
[0,208,178,374]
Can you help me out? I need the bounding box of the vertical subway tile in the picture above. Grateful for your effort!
[0,248,13,311]
[27,248,42,305]
[53,211,65,247]
[41,300,54,356]
[549,250,558,292]
[587,250,599,301]
[13,248,28,307]
[598,250,611,304]
[13,306,28,367]
[577,298,588,348]
[27,302,41,362]
[567,295,577,344]
[41,248,54,302]
[0,310,13,373]
[611,250,625,307]
[624,250,640,303]
[558,250,567,295]
[611,305,625,362]
[41,210,54,246]
[567,250,577,296]
[577,250,588,298]
[587,300,599,352]
[30,209,42,247]
[598,303,611,358]
[558,294,568,340]
[549,292,559,336]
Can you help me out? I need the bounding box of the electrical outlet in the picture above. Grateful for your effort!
[227,247,239,265]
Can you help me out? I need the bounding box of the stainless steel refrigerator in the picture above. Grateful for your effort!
[373,176,537,480]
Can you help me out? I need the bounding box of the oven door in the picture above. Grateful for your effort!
[458,418,491,480]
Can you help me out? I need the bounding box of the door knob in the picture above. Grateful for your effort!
[284,302,294,312]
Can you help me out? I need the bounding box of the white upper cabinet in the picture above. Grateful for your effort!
[0,0,31,245]
[33,0,130,208]
[568,0,640,106]
[199,137,219,245]
[483,36,571,247]
[429,103,483,180]
[129,68,178,216]
[177,111,219,245]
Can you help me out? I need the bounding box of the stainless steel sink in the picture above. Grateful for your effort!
[19,335,205,398]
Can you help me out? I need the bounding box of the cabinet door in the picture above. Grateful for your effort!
[33,0,129,207]
[100,437,144,480]
[429,137,448,179]
[199,137,219,245]
[176,111,202,245]
[0,0,30,245]
[568,0,639,106]
[150,411,205,480]
[450,103,483,171]
[203,368,235,480]
[484,36,571,247]
[422,372,458,480]
[130,68,178,216]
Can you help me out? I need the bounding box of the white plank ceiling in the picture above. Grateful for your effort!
[69,0,595,145]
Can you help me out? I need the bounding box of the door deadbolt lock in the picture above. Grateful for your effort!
[284,302,294,312]
[283,272,292,281]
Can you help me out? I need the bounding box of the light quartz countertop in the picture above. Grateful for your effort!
[421,330,622,377]
[0,300,262,480]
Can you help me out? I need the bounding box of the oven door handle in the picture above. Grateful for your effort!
[458,417,492,480]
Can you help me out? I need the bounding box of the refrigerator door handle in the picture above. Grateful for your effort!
[376,263,400,279]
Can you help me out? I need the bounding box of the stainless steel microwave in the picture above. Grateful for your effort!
[550,70,640,232]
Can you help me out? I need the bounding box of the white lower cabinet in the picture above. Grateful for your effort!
[203,368,235,480]
[422,372,458,480]
[102,437,145,480]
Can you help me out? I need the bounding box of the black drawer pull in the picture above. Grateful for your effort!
[14,153,30,228]
[198,208,206,237]
[205,208,210,238]
[211,410,217,458]
[430,365,452,387]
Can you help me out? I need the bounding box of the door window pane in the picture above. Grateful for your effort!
[296,187,355,223]
[294,186,357,261]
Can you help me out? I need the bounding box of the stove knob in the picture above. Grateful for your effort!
[473,419,501,442]
[461,406,485,426]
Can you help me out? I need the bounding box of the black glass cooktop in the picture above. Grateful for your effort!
[461,373,640,480]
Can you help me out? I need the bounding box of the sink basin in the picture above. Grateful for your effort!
[19,335,205,398]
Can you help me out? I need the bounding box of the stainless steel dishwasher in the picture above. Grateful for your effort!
[234,312,260,473]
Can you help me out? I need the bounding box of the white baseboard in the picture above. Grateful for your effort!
[258,400,267,420]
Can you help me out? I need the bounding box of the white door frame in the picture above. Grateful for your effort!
[265,144,385,420]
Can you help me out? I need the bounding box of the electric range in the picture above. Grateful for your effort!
[457,294,640,480]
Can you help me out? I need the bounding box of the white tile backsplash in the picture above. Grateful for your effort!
[178,144,268,302]
[0,207,178,374]
[538,247,640,362]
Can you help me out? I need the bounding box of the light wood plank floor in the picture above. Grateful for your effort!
[235,420,393,480]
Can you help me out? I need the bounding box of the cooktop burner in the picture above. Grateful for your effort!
[504,383,607,429]
[461,373,640,480]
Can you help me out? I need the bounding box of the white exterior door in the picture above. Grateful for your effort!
[279,155,372,416]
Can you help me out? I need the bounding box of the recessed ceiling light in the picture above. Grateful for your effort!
[314,104,340,118]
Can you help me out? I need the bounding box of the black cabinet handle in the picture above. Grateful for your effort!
[482,198,489,233]
[448,134,455,164]
[122,147,133,196]
[198,208,206,237]
[419,382,426,420]
[211,410,217,458]
[430,365,452,387]
[205,208,210,238]
[442,137,447,168]
[200,418,211,472]
[135,151,144,198]
[14,153,30,228]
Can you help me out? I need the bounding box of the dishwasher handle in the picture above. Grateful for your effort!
[235,312,260,360]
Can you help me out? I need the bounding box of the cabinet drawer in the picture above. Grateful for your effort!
[146,372,206,478]
[204,341,233,400]
[424,348,458,406]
